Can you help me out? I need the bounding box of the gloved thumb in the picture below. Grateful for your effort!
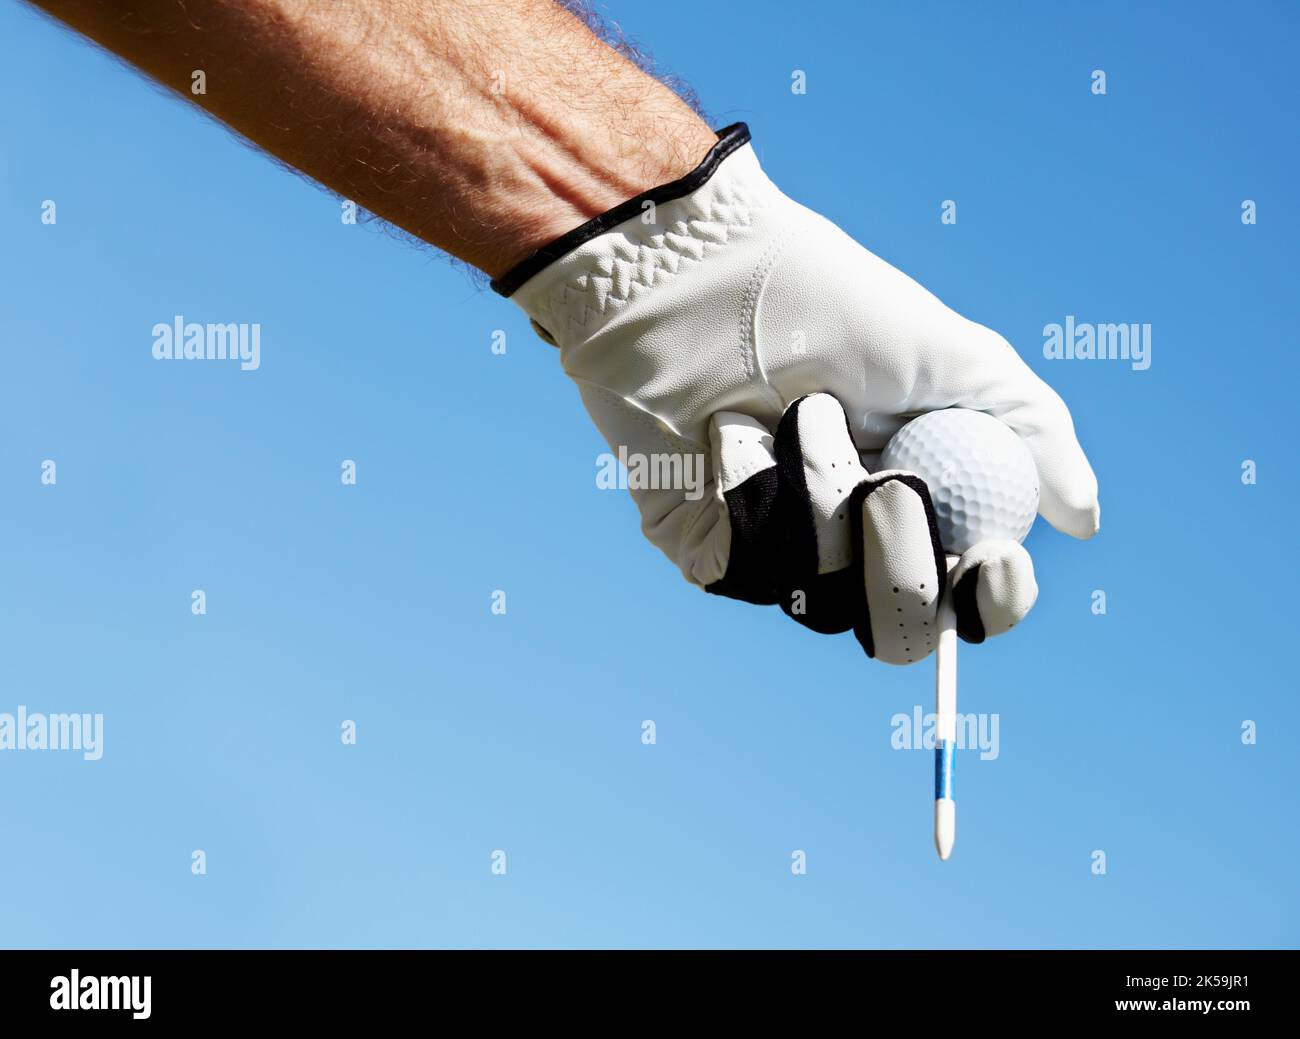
[942,323,1100,540]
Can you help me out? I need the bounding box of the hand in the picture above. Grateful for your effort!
[27,6,1095,666]
[495,124,1099,664]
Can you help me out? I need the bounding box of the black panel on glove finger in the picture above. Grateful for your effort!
[770,394,866,636]
[704,467,781,605]
[952,566,987,644]
[777,567,858,635]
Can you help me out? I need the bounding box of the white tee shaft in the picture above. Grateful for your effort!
[934,557,958,861]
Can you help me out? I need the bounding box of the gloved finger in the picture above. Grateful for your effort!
[704,410,780,605]
[949,539,1039,643]
[771,393,871,633]
[849,470,948,665]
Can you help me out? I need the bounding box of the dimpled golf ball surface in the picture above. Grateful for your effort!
[880,409,1039,554]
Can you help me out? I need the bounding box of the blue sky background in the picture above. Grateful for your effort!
[1,0,1295,948]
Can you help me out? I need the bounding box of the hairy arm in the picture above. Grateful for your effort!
[28,0,717,276]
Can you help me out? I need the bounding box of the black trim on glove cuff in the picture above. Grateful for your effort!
[490,122,752,298]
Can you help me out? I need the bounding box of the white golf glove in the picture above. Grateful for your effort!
[493,124,1099,665]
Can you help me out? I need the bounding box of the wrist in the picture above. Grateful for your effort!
[485,109,720,281]
[493,122,759,299]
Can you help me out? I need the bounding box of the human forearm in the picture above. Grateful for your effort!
[28,0,716,276]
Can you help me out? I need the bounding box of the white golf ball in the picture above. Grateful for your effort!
[879,409,1039,554]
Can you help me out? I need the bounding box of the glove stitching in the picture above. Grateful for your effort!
[739,218,800,417]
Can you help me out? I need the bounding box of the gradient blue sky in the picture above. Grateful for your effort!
[1,0,1296,948]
